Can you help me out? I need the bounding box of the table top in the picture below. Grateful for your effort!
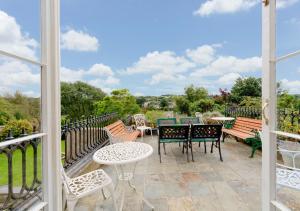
[210,117,235,121]
[93,142,153,165]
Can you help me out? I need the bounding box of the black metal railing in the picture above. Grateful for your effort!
[224,106,300,134]
[0,129,43,210]
[61,113,117,169]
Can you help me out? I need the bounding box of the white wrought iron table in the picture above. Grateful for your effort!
[210,116,235,123]
[93,142,154,210]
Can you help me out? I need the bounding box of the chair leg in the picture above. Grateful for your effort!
[107,183,118,211]
[198,142,201,147]
[150,128,153,140]
[204,142,207,154]
[158,142,161,163]
[67,199,78,211]
[210,142,214,153]
[218,140,223,161]
[186,141,189,162]
[190,142,194,162]
[163,143,166,155]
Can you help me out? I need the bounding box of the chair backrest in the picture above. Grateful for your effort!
[157,118,176,126]
[159,124,190,140]
[195,112,204,124]
[190,124,222,140]
[61,165,72,195]
[180,117,200,124]
[133,114,146,127]
[104,120,126,144]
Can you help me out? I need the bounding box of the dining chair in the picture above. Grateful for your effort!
[61,166,117,211]
[133,114,153,141]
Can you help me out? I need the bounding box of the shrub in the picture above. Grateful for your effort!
[0,120,33,141]
[145,110,169,127]
[0,112,10,125]
[202,111,223,124]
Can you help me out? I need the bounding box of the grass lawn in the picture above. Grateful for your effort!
[0,141,65,186]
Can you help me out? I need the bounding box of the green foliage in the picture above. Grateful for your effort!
[239,96,261,107]
[145,110,168,127]
[0,119,33,141]
[175,96,190,115]
[230,77,261,103]
[61,81,106,119]
[96,89,140,119]
[159,98,169,110]
[0,92,40,127]
[278,92,300,110]
[190,98,215,113]
[136,96,147,107]
[185,85,208,102]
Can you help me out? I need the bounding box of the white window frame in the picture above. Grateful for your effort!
[262,1,300,210]
[0,0,62,210]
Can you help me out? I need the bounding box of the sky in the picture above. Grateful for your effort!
[0,0,300,97]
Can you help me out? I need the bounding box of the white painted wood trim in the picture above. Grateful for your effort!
[271,201,291,211]
[261,0,277,210]
[28,202,48,211]
[276,49,300,62]
[41,0,62,210]
[272,130,300,140]
[0,133,46,148]
[0,49,45,66]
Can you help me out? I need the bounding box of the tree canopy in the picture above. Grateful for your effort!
[95,89,140,119]
[230,77,261,103]
[61,81,106,119]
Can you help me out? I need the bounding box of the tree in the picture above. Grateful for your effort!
[278,92,300,110]
[175,96,190,115]
[159,98,168,110]
[95,89,140,118]
[61,81,106,119]
[230,77,261,103]
[185,85,208,102]
[190,98,215,113]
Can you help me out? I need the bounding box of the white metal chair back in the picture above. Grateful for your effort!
[195,112,204,124]
[134,114,146,127]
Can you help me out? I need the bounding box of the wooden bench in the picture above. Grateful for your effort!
[222,117,262,157]
[104,120,140,144]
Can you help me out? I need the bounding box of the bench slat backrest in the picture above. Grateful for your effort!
[232,117,262,135]
[105,120,126,135]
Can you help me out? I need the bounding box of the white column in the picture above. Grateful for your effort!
[261,0,277,210]
[41,0,62,210]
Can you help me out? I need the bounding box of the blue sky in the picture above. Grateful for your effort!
[0,0,300,96]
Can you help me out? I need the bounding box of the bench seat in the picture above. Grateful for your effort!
[222,117,262,157]
[104,120,139,143]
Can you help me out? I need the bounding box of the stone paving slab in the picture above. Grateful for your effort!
[74,136,300,211]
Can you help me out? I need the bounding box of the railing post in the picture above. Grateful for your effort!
[41,0,62,209]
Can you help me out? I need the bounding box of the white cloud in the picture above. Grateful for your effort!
[124,51,195,75]
[0,59,40,96]
[191,56,261,77]
[281,79,300,94]
[0,10,38,59]
[61,29,99,52]
[217,72,241,85]
[193,0,297,16]
[194,0,259,16]
[60,66,85,82]
[88,63,114,76]
[277,0,299,9]
[186,44,219,65]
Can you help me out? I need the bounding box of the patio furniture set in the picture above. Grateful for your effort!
[157,117,223,163]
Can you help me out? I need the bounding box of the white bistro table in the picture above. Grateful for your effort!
[93,142,154,211]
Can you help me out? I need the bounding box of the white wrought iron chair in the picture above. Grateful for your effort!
[259,132,300,191]
[195,112,204,124]
[61,166,117,211]
[133,114,153,141]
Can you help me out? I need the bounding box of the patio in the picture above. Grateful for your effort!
[74,135,300,211]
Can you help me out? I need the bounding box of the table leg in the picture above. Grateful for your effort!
[115,163,155,210]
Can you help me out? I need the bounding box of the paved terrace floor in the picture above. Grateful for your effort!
[75,136,300,211]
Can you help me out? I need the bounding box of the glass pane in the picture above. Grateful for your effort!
[0,55,41,140]
[0,0,40,61]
